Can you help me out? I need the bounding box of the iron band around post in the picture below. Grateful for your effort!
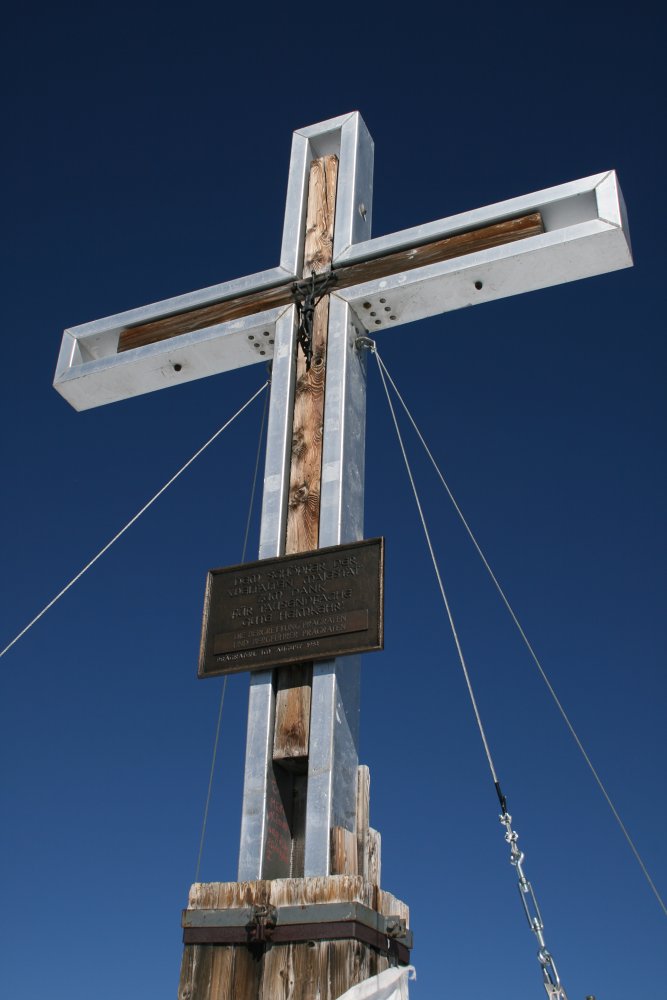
[182,900,413,963]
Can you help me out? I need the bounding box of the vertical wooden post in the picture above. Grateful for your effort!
[285,153,339,556]
[274,154,338,756]
[272,155,339,876]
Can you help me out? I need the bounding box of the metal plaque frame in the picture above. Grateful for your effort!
[198,538,384,677]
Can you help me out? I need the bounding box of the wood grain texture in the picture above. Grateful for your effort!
[259,942,296,998]
[178,944,213,1000]
[179,944,260,1000]
[274,155,339,777]
[330,826,358,875]
[355,766,370,880]
[209,948,236,1000]
[213,880,272,909]
[327,939,371,1000]
[188,882,222,908]
[231,946,262,998]
[377,889,409,925]
[118,281,293,352]
[303,154,337,276]
[179,876,409,1000]
[185,875,400,910]
[336,211,543,287]
[366,829,381,890]
[285,154,339,555]
[118,212,543,352]
[273,664,311,763]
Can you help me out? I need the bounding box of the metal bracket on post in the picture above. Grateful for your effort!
[245,904,278,946]
[354,336,376,353]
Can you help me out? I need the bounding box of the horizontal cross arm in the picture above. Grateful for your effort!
[334,212,543,288]
[117,213,543,353]
[53,170,630,411]
[118,282,294,352]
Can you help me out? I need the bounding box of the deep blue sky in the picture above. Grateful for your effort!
[1,4,665,999]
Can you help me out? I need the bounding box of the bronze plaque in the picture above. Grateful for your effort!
[198,538,384,677]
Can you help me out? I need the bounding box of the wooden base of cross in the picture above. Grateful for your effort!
[178,766,411,999]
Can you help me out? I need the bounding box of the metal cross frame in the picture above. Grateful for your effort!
[53,112,632,882]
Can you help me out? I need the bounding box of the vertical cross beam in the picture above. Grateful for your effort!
[237,114,374,880]
[273,154,339,775]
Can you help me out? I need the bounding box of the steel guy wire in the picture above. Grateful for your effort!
[373,347,570,999]
[373,348,500,784]
[194,673,228,884]
[194,385,269,883]
[0,380,270,661]
[374,348,667,920]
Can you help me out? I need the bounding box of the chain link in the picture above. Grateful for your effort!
[499,808,569,1000]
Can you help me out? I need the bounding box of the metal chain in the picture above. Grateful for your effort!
[499,805,569,1000]
[292,270,337,369]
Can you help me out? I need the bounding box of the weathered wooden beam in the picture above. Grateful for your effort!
[367,830,381,894]
[331,826,358,875]
[377,888,409,925]
[272,663,312,766]
[285,153,338,555]
[356,765,370,880]
[272,155,338,774]
[117,211,544,352]
[178,877,408,1000]
[335,210,543,286]
[118,281,294,353]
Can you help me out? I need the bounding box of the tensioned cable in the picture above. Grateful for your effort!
[0,381,269,661]
[194,385,269,883]
[374,349,571,1000]
[375,348,666,919]
[374,352,501,784]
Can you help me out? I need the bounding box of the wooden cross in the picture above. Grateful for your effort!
[54,112,632,881]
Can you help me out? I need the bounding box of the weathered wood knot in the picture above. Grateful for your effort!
[289,484,309,508]
[291,428,306,460]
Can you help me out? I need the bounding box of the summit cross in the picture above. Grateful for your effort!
[54,112,632,883]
